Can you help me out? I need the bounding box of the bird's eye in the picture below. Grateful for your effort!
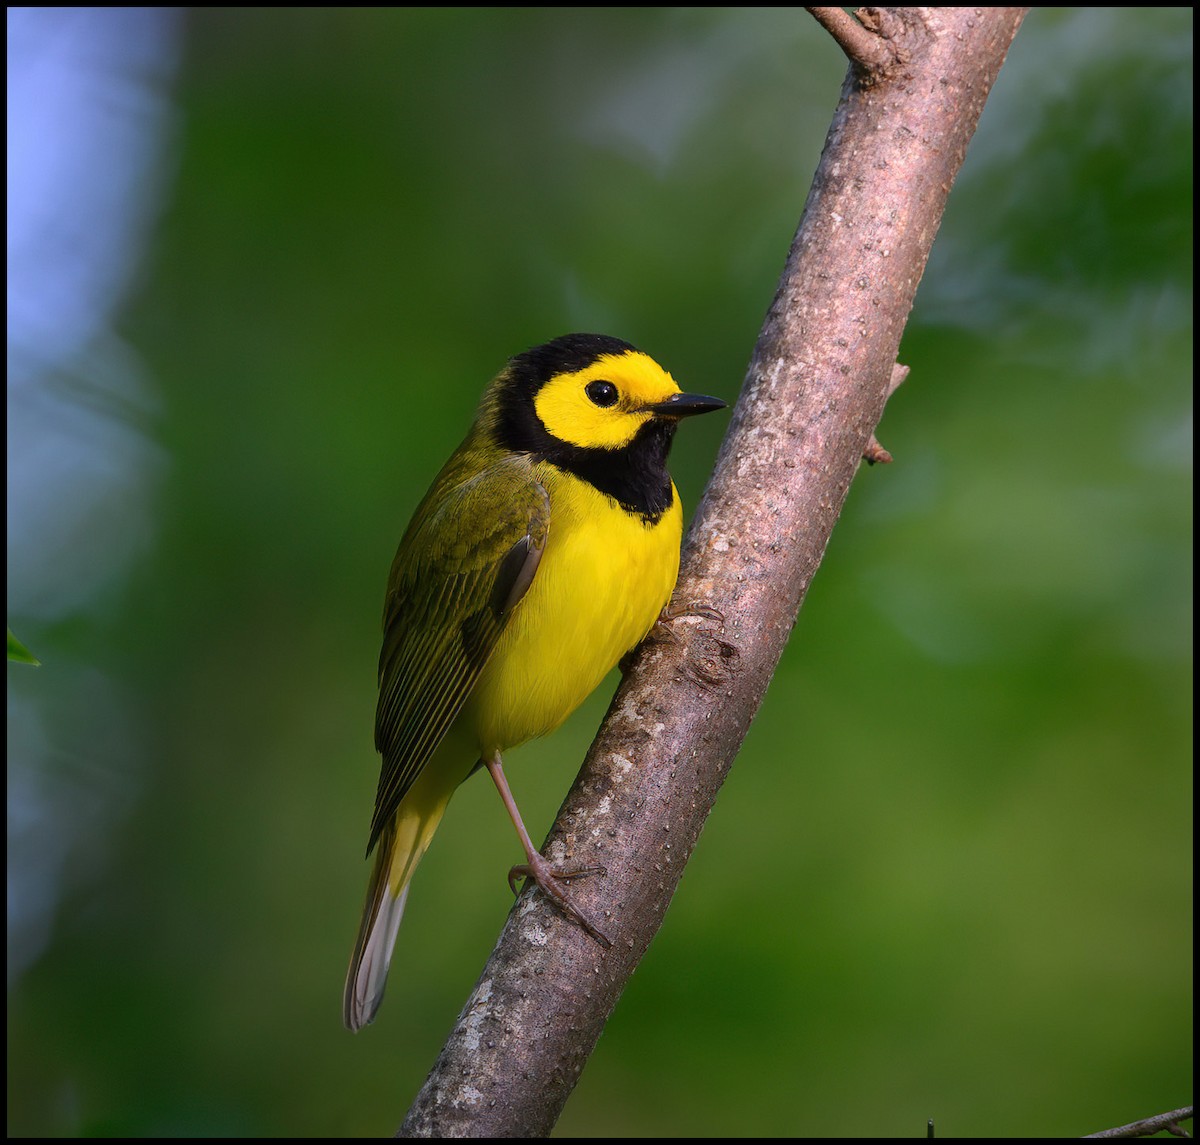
[585,380,619,408]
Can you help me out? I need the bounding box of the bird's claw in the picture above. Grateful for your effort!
[507,862,606,896]
[507,856,612,948]
[661,601,724,625]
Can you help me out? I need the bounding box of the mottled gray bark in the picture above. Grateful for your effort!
[399,7,1028,1137]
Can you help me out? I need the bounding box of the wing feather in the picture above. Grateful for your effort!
[366,454,549,851]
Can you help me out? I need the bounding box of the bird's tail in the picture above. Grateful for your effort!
[342,786,452,1031]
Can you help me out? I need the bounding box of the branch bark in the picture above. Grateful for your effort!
[400,7,1028,1136]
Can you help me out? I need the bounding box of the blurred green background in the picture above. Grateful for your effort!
[6,7,1191,1138]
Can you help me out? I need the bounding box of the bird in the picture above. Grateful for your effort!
[343,332,726,1031]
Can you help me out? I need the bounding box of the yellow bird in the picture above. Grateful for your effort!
[343,333,725,1031]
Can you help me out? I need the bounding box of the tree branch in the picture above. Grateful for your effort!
[399,8,1028,1136]
[1083,1106,1194,1139]
[806,6,897,74]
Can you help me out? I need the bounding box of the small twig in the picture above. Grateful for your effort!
[862,438,892,465]
[863,362,909,464]
[806,6,895,73]
[1083,1106,1194,1139]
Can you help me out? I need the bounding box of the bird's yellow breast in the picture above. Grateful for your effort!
[461,464,682,754]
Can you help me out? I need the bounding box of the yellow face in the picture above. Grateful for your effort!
[532,351,683,451]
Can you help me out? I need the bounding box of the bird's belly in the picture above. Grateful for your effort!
[462,478,682,754]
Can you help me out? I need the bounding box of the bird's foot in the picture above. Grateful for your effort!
[508,853,612,949]
[620,602,725,673]
[661,601,724,625]
[650,601,725,647]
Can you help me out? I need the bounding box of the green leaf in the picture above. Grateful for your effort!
[7,628,40,666]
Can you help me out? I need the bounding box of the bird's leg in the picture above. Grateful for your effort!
[483,752,612,949]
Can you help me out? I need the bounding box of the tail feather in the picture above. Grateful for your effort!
[343,821,411,1031]
[343,769,456,1031]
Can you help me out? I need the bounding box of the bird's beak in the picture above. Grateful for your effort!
[643,392,727,419]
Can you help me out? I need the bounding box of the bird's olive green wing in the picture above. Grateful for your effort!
[367,454,549,852]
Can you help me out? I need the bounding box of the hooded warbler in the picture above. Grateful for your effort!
[344,332,725,1031]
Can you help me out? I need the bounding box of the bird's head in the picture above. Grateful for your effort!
[493,333,726,456]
